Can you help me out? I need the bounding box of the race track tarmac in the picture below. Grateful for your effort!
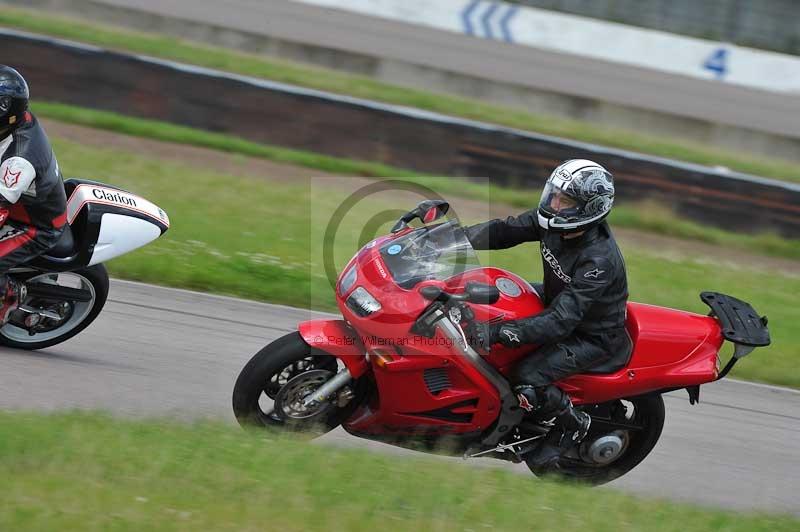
[1,280,798,515]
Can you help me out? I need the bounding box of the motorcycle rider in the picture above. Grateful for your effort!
[0,65,68,321]
[465,159,630,468]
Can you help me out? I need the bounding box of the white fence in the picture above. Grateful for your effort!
[295,0,800,94]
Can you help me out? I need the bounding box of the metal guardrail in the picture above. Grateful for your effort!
[3,28,799,237]
[509,0,800,55]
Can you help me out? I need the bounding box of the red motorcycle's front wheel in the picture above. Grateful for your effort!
[232,332,364,435]
[527,394,665,485]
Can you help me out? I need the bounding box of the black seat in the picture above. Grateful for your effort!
[582,331,634,374]
[582,352,629,374]
[44,224,77,259]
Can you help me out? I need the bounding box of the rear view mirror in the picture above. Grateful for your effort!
[417,200,449,223]
[390,200,450,233]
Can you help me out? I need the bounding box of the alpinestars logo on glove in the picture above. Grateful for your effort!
[502,329,520,344]
[2,167,21,188]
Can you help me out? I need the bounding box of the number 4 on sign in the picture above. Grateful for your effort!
[703,47,729,79]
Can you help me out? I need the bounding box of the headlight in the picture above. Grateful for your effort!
[346,287,382,317]
[338,265,357,295]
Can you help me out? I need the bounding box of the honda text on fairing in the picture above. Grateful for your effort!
[232,201,769,484]
[0,179,169,350]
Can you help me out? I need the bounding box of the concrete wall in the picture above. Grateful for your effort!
[4,28,799,237]
[3,0,800,164]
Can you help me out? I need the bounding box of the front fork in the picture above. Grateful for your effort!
[302,368,353,406]
[435,310,524,447]
[297,318,369,407]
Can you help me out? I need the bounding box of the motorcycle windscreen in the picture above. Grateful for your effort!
[379,221,481,289]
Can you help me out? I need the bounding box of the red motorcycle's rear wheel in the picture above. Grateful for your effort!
[527,394,665,485]
[232,332,364,435]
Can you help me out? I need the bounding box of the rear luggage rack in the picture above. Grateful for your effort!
[700,292,770,379]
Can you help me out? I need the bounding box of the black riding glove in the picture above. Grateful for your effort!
[466,321,498,351]
[495,321,526,348]
[467,321,527,350]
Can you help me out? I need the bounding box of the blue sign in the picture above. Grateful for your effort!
[703,47,729,79]
[387,244,402,255]
[461,0,518,43]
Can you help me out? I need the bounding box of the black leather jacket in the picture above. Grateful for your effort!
[465,211,628,350]
[0,113,67,231]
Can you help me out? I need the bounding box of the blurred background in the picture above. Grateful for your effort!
[0,0,798,527]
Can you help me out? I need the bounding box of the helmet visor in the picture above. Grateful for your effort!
[538,182,586,222]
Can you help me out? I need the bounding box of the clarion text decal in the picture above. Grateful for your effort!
[93,188,137,207]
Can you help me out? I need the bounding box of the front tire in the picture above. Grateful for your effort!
[232,332,362,436]
[0,265,109,350]
[527,394,665,485]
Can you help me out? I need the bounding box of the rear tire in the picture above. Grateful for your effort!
[527,394,665,485]
[232,332,363,436]
[0,265,109,350]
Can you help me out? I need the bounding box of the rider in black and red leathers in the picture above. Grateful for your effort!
[0,65,68,320]
[466,159,630,468]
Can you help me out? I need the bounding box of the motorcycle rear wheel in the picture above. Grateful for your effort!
[232,331,363,436]
[0,265,109,350]
[527,394,665,485]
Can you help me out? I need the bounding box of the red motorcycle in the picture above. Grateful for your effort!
[233,201,770,484]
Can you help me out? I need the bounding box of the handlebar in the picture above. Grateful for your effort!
[420,281,500,305]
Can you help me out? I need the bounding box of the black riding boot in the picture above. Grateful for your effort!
[513,384,591,468]
[527,399,591,468]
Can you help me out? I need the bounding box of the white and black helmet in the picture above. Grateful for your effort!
[537,159,615,233]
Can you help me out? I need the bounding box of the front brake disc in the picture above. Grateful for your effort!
[273,369,335,421]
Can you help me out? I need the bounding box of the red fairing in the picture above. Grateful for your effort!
[344,347,503,436]
[298,319,369,378]
[558,303,723,405]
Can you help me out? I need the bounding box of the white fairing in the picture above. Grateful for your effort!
[67,184,171,227]
[88,214,161,266]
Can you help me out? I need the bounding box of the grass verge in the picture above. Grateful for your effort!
[34,101,800,262]
[1,411,797,531]
[49,135,800,388]
[2,6,800,184]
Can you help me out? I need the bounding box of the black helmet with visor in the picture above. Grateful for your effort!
[0,65,29,138]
